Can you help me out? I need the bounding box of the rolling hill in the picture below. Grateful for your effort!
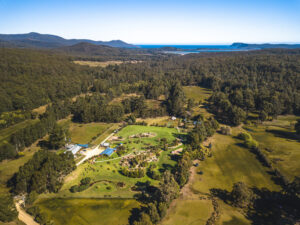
[0,32,138,48]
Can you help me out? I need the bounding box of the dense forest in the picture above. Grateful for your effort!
[0,48,93,113]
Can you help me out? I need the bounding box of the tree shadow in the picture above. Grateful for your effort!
[266,129,299,142]
[210,188,231,204]
[247,188,300,225]
[158,163,174,173]
[222,216,249,225]
[211,186,300,225]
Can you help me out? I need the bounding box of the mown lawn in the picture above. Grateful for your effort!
[244,115,300,181]
[36,198,139,225]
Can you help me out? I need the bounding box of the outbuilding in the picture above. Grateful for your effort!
[100,147,116,156]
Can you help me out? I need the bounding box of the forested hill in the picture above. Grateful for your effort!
[55,42,154,60]
[0,48,93,113]
[0,32,138,48]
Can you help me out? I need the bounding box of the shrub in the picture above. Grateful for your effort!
[80,177,91,185]
[70,185,79,193]
[245,139,258,149]
[237,132,252,141]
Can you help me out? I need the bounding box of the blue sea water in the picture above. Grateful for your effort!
[138,45,233,49]
[137,45,254,54]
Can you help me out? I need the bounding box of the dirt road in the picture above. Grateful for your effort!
[15,201,39,225]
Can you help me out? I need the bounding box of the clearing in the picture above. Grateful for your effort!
[244,115,300,181]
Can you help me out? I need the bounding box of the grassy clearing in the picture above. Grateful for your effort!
[136,116,179,127]
[183,86,212,103]
[0,146,40,194]
[191,131,280,194]
[73,60,142,67]
[74,60,124,67]
[183,86,213,117]
[117,125,178,143]
[244,115,300,181]
[36,198,139,225]
[69,122,112,144]
[161,199,213,225]
[0,119,38,143]
[218,200,251,225]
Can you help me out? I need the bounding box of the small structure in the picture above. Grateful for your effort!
[77,144,89,148]
[66,144,82,155]
[101,147,116,156]
[171,116,176,121]
[101,142,110,147]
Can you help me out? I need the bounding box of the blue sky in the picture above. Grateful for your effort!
[0,0,299,44]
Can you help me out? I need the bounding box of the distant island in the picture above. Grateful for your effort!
[231,42,300,49]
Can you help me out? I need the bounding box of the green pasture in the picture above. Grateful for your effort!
[66,121,112,144]
[244,115,300,181]
[161,199,213,225]
[182,86,212,103]
[36,198,139,225]
[191,132,280,194]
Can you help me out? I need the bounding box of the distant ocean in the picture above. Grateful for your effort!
[137,45,254,55]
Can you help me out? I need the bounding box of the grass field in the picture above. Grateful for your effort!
[117,125,178,143]
[36,198,139,225]
[191,131,280,194]
[161,199,213,225]
[73,60,142,67]
[244,115,300,181]
[0,119,38,144]
[69,122,112,144]
[0,146,40,194]
[163,125,280,225]
[183,86,212,103]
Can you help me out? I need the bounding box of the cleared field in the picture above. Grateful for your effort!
[183,86,212,102]
[161,199,213,225]
[0,119,38,143]
[36,198,139,225]
[136,116,179,127]
[244,115,300,181]
[183,86,213,117]
[74,60,142,67]
[69,122,112,144]
[164,125,279,225]
[218,200,251,225]
[191,132,280,194]
[117,125,178,142]
[0,146,39,194]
